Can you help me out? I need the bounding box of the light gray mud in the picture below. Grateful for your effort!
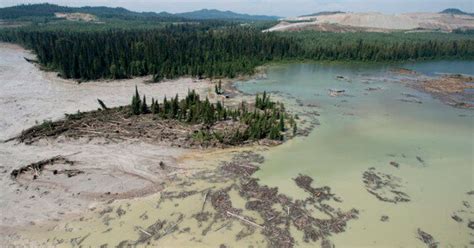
[0,42,210,228]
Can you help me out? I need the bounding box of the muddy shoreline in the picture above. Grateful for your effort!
[0,42,212,231]
[0,42,319,247]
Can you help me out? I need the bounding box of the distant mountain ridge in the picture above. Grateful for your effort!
[0,3,280,21]
[176,9,279,20]
[299,11,345,17]
[440,8,473,16]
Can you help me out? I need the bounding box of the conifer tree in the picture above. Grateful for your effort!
[269,125,281,140]
[141,95,149,114]
[97,98,108,110]
[131,86,141,115]
[162,96,169,118]
[151,98,160,114]
[215,80,223,95]
[171,94,179,118]
[279,114,285,131]
[255,93,260,109]
[153,72,163,82]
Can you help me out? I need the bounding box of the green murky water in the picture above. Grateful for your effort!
[15,61,473,247]
[235,61,474,247]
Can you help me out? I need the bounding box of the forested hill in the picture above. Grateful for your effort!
[0,3,175,20]
[0,3,279,21]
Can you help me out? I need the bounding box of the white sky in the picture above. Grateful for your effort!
[1,0,473,17]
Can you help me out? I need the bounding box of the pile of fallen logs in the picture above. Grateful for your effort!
[221,153,359,247]
[294,175,334,202]
[220,151,264,178]
[129,151,359,247]
[12,107,247,148]
[11,155,77,180]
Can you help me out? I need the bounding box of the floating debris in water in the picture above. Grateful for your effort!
[328,89,346,97]
[206,152,358,246]
[389,161,400,168]
[401,93,421,98]
[380,215,389,222]
[321,239,335,248]
[362,167,410,203]
[366,87,382,91]
[139,212,148,220]
[70,233,90,246]
[70,151,359,247]
[115,206,126,217]
[398,98,423,104]
[451,214,463,222]
[416,156,425,165]
[134,214,183,245]
[193,211,212,224]
[468,221,474,230]
[416,228,438,248]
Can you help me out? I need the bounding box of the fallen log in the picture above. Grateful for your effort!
[226,211,263,229]
[202,189,210,212]
[24,57,38,63]
[138,228,152,237]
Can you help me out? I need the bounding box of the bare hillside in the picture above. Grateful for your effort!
[54,12,97,22]
[267,12,474,32]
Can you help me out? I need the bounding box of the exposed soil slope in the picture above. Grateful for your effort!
[267,12,474,32]
[54,12,97,22]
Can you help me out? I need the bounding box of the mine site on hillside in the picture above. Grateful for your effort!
[266,10,474,32]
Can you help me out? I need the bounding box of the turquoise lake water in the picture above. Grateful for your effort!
[235,61,474,247]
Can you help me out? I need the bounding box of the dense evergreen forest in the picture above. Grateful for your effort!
[285,31,474,61]
[1,20,473,81]
[0,24,296,80]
